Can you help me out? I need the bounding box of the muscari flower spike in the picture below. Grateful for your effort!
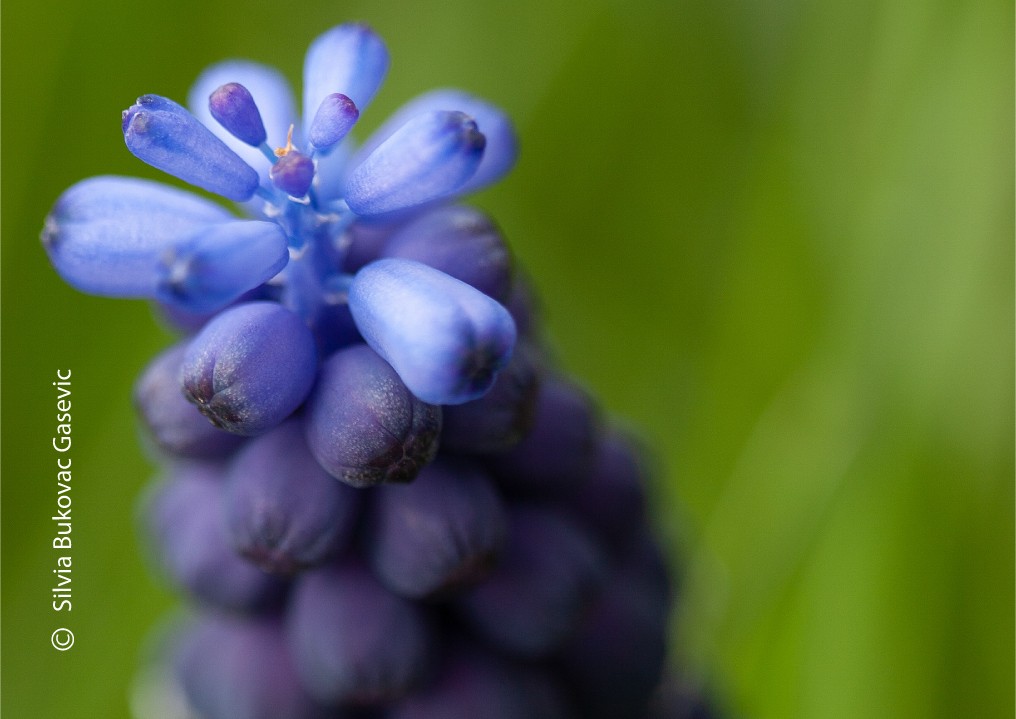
[44,22,710,719]
[43,22,520,408]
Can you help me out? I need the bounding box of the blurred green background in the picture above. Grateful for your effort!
[2,0,1011,716]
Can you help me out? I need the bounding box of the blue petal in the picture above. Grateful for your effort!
[343,111,485,217]
[42,176,232,297]
[123,95,260,201]
[302,23,388,140]
[189,61,298,181]
[310,141,353,203]
[349,258,517,405]
[349,88,518,195]
[156,220,289,313]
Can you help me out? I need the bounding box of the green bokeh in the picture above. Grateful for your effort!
[2,0,1011,717]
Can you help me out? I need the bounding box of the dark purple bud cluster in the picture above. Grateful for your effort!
[42,21,719,719]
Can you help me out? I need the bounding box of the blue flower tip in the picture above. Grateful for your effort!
[121,93,260,202]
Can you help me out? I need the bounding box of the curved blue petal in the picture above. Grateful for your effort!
[302,23,388,140]
[349,88,518,195]
[123,95,260,201]
[42,176,232,297]
[343,111,485,217]
[156,220,289,313]
[349,258,516,405]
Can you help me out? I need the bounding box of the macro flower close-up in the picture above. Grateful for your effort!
[2,1,1011,719]
[21,18,708,719]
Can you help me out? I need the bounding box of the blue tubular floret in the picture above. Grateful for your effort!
[343,111,486,217]
[122,95,260,201]
[301,23,388,138]
[156,220,289,314]
[42,175,232,298]
[349,258,517,405]
[349,88,518,197]
[181,302,317,436]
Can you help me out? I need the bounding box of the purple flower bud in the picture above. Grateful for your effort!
[134,343,245,459]
[349,259,516,405]
[270,150,315,197]
[381,205,513,302]
[456,507,606,657]
[122,95,260,201]
[440,339,542,454]
[565,429,651,551]
[224,419,361,574]
[286,560,433,706]
[367,459,507,599]
[343,215,406,273]
[389,641,573,719]
[308,93,359,151]
[141,463,286,612]
[304,344,441,487]
[344,111,485,217]
[486,376,600,497]
[208,82,268,147]
[302,23,388,138]
[174,614,331,719]
[558,579,668,719]
[42,175,232,298]
[189,61,297,184]
[615,529,675,618]
[181,302,317,436]
[156,220,289,314]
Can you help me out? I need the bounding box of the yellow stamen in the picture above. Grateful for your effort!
[274,124,296,157]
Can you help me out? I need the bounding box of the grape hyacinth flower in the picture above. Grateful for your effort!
[42,21,721,719]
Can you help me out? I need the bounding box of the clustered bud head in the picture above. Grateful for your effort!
[41,20,717,719]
